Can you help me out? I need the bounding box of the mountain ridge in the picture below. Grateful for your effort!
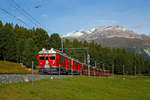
[63,25,150,39]
[63,25,150,59]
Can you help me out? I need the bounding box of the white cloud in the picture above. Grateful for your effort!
[132,24,145,28]
[96,19,118,25]
[41,14,48,17]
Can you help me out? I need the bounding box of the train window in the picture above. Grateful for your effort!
[67,60,70,65]
[59,56,61,62]
[62,57,63,63]
[39,55,45,60]
[39,57,44,60]
[45,55,49,60]
[64,58,65,64]
[49,56,55,60]
[49,54,56,60]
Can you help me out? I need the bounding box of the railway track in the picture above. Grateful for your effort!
[0,74,71,83]
[0,74,116,84]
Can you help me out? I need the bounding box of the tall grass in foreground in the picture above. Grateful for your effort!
[0,76,150,100]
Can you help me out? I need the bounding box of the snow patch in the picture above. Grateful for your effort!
[101,25,128,31]
[147,34,150,37]
[144,49,150,56]
[63,31,84,37]
[87,28,97,34]
[87,25,128,33]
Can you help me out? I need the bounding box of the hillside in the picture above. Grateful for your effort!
[0,61,33,74]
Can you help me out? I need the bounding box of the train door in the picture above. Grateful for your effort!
[45,54,49,68]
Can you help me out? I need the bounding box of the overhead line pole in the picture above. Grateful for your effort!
[61,37,64,52]
[123,64,125,75]
[32,61,34,84]
[87,54,90,76]
[112,64,114,75]
[94,61,96,76]
[60,39,91,76]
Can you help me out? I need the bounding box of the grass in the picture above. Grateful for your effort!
[0,61,37,74]
[0,76,150,100]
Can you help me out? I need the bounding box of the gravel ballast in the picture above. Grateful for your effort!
[0,74,69,83]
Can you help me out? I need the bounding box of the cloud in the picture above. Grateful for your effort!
[95,19,118,26]
[97,20,118,24]
[41,14,48,17]
[86,19,118,28]
[132,24,145,28]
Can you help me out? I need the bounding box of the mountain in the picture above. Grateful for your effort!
[63,25,150,59]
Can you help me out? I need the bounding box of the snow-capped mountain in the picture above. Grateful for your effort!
[64,25,150,59]
[64,25,149,39]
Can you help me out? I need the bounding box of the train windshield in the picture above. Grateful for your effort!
[49,54,56,60]
[39,55,45,60]
[46,57,48,60]
[46,55,48,60]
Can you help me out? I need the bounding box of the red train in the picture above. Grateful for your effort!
[36,48,109,76]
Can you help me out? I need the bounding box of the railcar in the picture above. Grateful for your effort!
[37,48,109,76]
[37,48,83,75]
[82,64,88,75]
[90,67,96,76]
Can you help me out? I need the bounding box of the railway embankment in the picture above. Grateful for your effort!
[0,74,68,83]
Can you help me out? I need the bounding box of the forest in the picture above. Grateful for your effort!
[0,20,150,75]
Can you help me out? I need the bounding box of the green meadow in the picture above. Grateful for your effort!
[0,61,32,74]
[0,76,149,100]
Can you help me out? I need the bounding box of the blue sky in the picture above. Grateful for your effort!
[0,0,150,35]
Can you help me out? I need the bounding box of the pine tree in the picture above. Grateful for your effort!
[4,23,13,30]
[33,28,49,50]
[48,33,61,50]
[0,20,3,28]
[5,29,16,61]
[16,39,24,63]
[22,39,38,68]
[0,27,16,61]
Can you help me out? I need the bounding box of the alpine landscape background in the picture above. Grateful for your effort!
[64,25,150,59]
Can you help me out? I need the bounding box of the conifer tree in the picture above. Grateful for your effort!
[47,33,61,50]
[0,20,3,28]
[22,39,38,67]
[0,27,16,61]
[16,39,24,63]
[33,28,49,50]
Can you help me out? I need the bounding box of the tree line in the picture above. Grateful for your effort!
[0,20,150,74]
[63,39,150,75]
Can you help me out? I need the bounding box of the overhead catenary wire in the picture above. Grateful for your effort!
[0,7,31,28]
[7,0,39,28]
[11,0,40,27]
[10,0,50,31]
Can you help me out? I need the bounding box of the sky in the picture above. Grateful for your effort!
[0,0,150,35]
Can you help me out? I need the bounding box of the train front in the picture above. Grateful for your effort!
[37,48,59,74]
